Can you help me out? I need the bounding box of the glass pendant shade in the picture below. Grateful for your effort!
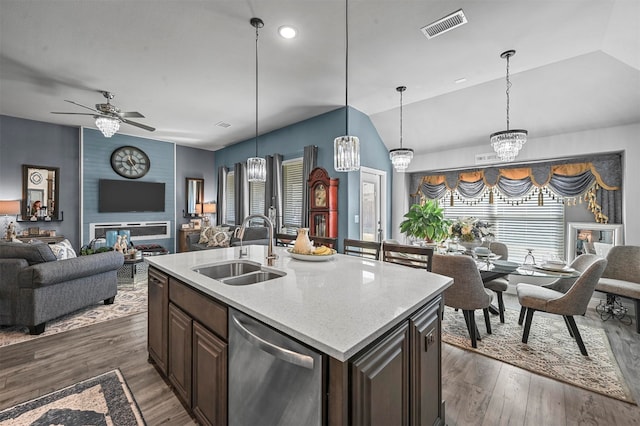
[334,135,360,172]
[247,156,267,182]
[389,148,414,172]
[95,116,120,137]
[490,129,528,162]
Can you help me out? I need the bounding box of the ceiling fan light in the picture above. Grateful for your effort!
[334,135,360,172]
[389,148,414,172]
[95,116,120,138]
[247,156,267,182]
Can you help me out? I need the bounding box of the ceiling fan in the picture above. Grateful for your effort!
[51,91,155,135]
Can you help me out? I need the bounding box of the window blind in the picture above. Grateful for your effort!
[441,195,565,263]
[250,181,265,215]
[283,158,303,228]
[225,171,235,225]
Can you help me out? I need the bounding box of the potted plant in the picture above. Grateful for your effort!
[399,200,450,243]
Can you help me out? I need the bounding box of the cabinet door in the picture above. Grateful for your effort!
[168,303,193,406]
[148,267,168,373]
[351,322,409,426]
[410,296,443,426]
[192,321,228,426]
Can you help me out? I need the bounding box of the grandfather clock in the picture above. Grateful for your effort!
[308,167,338,238]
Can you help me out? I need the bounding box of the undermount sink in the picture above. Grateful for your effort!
[193,260,285,285]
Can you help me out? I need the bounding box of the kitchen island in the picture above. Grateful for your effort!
[146,245,452,426]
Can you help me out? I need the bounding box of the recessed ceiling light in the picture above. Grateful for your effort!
[455,77,467,84]
[278,25,297,39]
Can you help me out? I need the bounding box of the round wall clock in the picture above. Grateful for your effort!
[110,146,150,179]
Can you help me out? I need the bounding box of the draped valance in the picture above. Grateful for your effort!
[411,154,622,224]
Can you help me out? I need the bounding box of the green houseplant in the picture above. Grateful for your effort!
[399,200,450,243]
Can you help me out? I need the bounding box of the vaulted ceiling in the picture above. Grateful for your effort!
[1,1,638,155]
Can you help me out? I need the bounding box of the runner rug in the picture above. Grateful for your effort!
[442,306,635,404]
[0,283,147,348]
[0,369,146,425]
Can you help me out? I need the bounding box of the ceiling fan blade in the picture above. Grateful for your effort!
[64,99,99,113]
[122,118,155,132]
[120,111,145,118]
[51,112,96,116]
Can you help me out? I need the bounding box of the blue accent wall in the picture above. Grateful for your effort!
[82,128,176,250]
[214,107,393,249]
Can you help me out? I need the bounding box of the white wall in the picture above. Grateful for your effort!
[392,123,639,245]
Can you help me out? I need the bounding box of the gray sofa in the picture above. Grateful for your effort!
[0,241,124,335]
[187,225,270,251]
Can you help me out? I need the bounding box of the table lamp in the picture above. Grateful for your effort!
[0,200,21,240]
[203,202,216,226]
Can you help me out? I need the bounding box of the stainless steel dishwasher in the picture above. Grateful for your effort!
[228,308,322,426]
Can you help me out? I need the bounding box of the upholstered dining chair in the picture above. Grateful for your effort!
[516,257,608,356]
[382,242,433,271]
[483,241,509,323]
[343,238,381,260]
[432,254,494,348]
[516,254,600,325]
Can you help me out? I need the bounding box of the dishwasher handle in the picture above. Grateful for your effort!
[231,315,315,370]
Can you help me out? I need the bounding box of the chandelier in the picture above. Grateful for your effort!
[247,17,267,182]
[95,116,120,138]
[389,86,413,172]
[334,0,360,172]
[490,50,527,162]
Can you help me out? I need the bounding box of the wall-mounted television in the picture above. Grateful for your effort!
[99,179,166,213]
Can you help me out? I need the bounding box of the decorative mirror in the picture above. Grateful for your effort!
[22,164,60,221]
[566,222,624,261]
[185,177,204,217]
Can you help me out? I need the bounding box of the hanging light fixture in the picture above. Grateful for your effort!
[95,116,120,138]
[334,0,360,172]
[389,86,413,172]
[247,17,267,182]
[490,49,527,162]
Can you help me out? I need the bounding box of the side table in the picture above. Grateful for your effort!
[117,257,148,289]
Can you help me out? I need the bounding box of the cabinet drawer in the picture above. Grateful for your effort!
[169,279,228,340]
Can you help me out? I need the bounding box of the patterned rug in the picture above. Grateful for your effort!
[0,283,148,348]
[0,369,145,425]
[442,306,635,404]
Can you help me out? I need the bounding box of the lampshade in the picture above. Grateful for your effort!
[247,17,267,183]
[0,200,20,215]
[333,0,360,172]
[195,203,202,214]
[490,50,527,162]
[203,202,216,214]
[95,116,120,138]
[389,86,414,172]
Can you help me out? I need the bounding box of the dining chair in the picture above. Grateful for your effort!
[516,254,600,325]
[483,241,509,323]
[309,236,338,249]
[516,257,608,356]
[343,238,381,260]
[432,254,494,348]
[275,233,296,247]
[382,242,433,271]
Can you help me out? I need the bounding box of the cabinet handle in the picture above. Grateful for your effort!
[424,329,435,352]
[231,315,314,370]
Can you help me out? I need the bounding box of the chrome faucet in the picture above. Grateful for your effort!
[238,213,276,266]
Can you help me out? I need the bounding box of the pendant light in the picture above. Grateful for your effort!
[334,0,360,172]
[389,86,413,172]
[490,49,528,162]
[247,17,267,182]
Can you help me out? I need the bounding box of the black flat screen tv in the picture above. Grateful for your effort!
[99,179,165,213]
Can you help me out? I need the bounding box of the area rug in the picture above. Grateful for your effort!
[442,306,635,404]
[0,369,145,425]
[0,283,148,348]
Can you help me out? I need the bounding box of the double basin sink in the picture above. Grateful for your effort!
[193,260,285,285]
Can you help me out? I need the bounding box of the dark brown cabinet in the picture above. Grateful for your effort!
[168,304,192,404]
[148,267,168,374]
[192,321,227,426]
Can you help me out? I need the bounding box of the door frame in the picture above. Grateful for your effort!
[359,167,387,241]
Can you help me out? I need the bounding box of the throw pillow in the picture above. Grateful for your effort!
[199,226,228,244]
[206,230,232,248]
[49,239,77,260]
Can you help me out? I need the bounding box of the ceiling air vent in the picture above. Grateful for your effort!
[421,9,467,39]
[475,152,499,165]
[216,121,231,128]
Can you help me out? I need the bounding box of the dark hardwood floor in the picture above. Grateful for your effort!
[0,292,638,425]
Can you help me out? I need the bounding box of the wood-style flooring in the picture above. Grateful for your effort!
[0,293,638,425]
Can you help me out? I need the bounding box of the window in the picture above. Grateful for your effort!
[225,171,235,225]
[441,194,565,262]
[250,180,265,215]
[282,158,303,228]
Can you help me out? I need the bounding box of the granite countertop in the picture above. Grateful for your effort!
[145,245,452,361]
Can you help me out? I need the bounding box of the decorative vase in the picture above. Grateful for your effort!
[459,239,482,251]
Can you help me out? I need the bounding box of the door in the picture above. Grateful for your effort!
[360,168,387,242]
